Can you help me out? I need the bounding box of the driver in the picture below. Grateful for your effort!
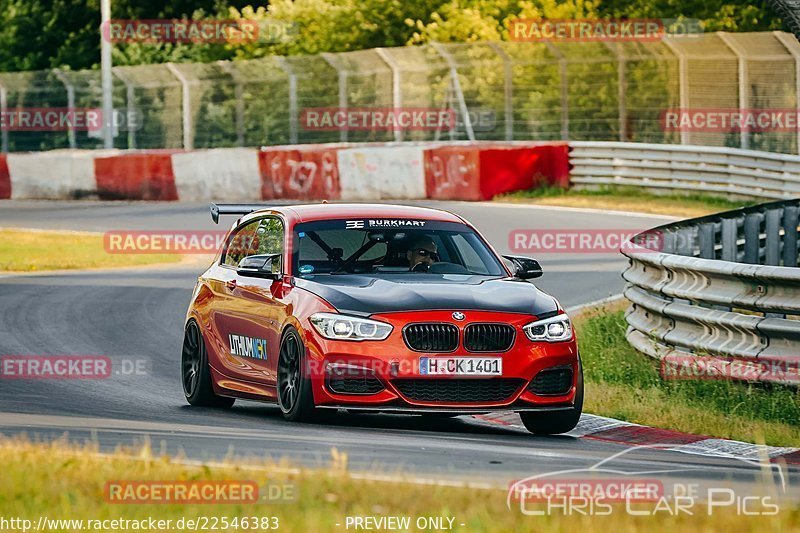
[407,236,439,271]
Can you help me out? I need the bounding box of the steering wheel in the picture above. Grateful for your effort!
[411,261,430,273]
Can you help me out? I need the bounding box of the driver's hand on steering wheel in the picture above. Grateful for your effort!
[411,260,431,272]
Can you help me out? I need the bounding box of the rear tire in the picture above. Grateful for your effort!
[182,320,235,408]
[277,326,318,422]
[520,358,583,435]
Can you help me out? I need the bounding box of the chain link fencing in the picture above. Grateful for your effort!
[0,31,798,154]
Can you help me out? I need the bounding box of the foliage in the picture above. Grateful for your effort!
[0,0,788,71]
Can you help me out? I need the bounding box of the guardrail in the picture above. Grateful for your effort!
[621,199,800,386]
[570,141,800,200]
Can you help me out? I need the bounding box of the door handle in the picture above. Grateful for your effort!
[226,279,237,291]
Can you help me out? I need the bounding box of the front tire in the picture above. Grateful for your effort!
[182,320,235,408]
[277,326,318,421]
[520,358,583,435]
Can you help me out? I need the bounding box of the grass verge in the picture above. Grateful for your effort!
[0,438,797,532]
[576,303,800,447]
[496,185,759,218]
[0,229,180,271]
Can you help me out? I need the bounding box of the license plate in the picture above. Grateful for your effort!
[419,357,502,376]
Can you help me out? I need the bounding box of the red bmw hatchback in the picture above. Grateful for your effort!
[182,203,583,434]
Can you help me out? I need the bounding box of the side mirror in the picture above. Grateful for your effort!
[502,255,542,279]
[237,254,282,280]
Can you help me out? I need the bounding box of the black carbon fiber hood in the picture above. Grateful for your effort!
[294,274,559,317]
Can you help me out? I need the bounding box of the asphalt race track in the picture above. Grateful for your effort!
[0,200,796,498]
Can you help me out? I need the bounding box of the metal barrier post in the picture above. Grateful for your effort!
[275,57,298,145]
[488,43,513,141]
[544,43,569,141]
[0,78,8,153]
[743,212,762,264]
[604,43,627,141]
[321,53,348,143]
[375,48,403,143]
[718,33,750,150]
[166,63,193,150]
[783,205,799,267]
[765,209,782,265]
[432,43,475,142]
[112,68,136,149]
[775,31,800,155]
[662,38,688,145]
[53,70,76,149]
[219,61,244,147]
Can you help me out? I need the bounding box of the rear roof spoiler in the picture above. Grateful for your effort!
[210,203,270,224]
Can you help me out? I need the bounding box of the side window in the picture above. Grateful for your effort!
[222,217,284,268]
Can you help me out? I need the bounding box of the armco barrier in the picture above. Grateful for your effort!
[569,141,800,200]
[258,145,341,201]
[94,151,179,201]
[622,199,800,386]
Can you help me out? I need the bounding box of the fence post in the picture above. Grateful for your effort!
[165,63,193,150]
[783,205,799,267]
[544,43,569,141]
[219,61,244,147]
[375,48,403,143]
[774,31,800,155]
[718,32,749,150]
[432,43,475,142]
[0,77,8,153]
[662,38,688,146]
[321,53,348,143]
[604,42,627,142]
[275,57,298,145]
[112,68,136,149]
[53,70,77,149]
[488,43,513,141]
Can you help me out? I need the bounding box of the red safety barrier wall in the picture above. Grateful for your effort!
[258,146,341,200]
[423,143,570,201]
[529,143,571,189]
[94,151,179,201]
[0,155,10,199]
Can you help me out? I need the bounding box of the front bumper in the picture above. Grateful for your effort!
[301,310,580,410]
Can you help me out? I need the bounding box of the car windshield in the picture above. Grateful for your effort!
[293,219,505,276]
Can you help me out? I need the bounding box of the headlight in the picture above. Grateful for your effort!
[309,313,392,341]
[523,314,572,342]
